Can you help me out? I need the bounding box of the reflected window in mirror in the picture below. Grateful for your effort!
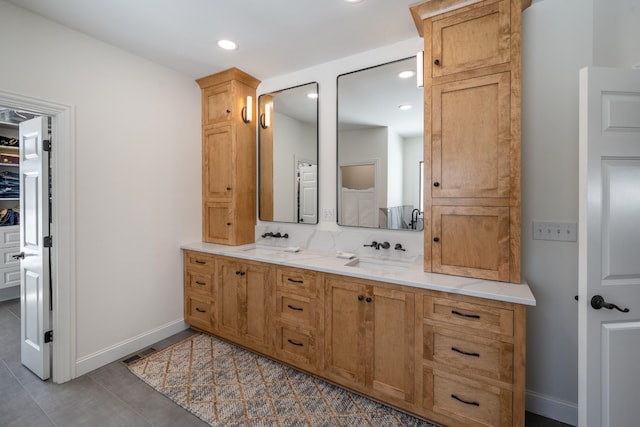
[337,56,424,231]
[259,82,319,224]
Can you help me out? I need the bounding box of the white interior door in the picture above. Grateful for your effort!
[19,116,51,380]
[298,163,317,224]
[578,67,640,427]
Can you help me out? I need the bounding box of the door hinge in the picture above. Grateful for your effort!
[44,236,53,247]
[43,139,52,152]
[44,330,53,343]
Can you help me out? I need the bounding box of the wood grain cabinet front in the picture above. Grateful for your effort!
[272,267,320,371]
[324,275,415,407]
[412,0,525,283]
[197,68,260,246]
[183,250,216,333]
[417,291,525,426]
[216,257,272,353]
[182,250,528,426]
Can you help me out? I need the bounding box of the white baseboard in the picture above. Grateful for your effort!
[75,319,189,377]
[527,389,578,426]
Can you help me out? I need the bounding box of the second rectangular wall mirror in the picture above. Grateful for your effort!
[259,82,319,224]
[337,57,424,231]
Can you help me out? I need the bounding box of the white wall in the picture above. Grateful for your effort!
[521,0,593,424]
[593,0,640,69]
[0,1,201,374]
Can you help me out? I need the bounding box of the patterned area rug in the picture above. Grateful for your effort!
[128,333,436,426]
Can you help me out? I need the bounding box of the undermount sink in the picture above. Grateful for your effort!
[241,246,283,255]
[346,258,410,272]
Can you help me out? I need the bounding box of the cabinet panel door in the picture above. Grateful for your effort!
[370,286,415,404]
[185,294,215,332]
[203,125,235,199]
[244,263,271,350]
[432,72,511,199]
[324,279,366,385]
[432,205,510,281]
[217,259,241,338]
[203,202,233,243]
[431,0,510,78]
[203,82,233,125]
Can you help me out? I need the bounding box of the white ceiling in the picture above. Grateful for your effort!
[7,0,421,81]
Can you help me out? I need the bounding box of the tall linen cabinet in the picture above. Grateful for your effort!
[411,0,530,283]
[196,68,260,245]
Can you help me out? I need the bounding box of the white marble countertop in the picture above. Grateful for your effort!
[181,242,536,306]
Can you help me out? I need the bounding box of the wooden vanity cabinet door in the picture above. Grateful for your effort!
[324,276,415,406]
[202,82,233,125]
[203,125,234,200]
[216,257,272,352]
[324,278,367,386]
[430,0,511,78]
[370,286,415,405]
[432,205,510,282]
[431,72,511,199]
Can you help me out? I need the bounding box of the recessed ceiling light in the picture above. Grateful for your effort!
[398,70,415,79]
[307,93,318,99]
[344,0,364,3]
[217,39,237,50]
[398,104,412,111]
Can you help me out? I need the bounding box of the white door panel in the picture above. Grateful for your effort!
[299,164,317,224]
[579,67,640,427]
[19,116,50,380]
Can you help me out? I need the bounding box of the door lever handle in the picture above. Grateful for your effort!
[12,252,24,260]
[591,295,630,313]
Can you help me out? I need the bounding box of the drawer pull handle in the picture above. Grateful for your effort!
[195,260,206,265]
[451,394,479,407]
[195,281,206,286]
[451,310,480,319]
[195,308,206,313]
[287,278,304,284]
[452,347,480,358]
[287,304,304,311]
[287,339,304,347]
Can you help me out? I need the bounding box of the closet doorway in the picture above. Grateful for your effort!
[0,91,76,384]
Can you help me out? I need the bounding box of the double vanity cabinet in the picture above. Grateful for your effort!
[183,245,533,427]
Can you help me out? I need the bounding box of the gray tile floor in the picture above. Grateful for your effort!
[0,298,573,426]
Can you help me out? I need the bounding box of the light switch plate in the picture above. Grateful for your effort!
[532,221,577,242]
[322,208,335,221]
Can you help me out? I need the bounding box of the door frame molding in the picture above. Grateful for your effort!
[0,89,76,383]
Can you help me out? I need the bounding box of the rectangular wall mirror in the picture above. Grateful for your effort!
[259,82,319,224]
[337,57,424,231]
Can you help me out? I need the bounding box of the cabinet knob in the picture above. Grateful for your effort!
[365,297,372,303]
[226,222,232,226]
[433,237,440,242]
[226,186,231,191]
[434,59,440,66]
[433,182,440,187]
[226,109,231,114]
[358,295,364,301]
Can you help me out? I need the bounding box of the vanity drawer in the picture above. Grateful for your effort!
[423,368,512,427]
[423,296,514,337]
[185,294,215,331]
[275,292,314,327]
[185,270,214,296]
[184,250,216,271]
[274,323,316,368]
[424,325,513,383]
[276,268,317,295]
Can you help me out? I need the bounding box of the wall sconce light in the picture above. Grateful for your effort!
[241,95,253,123]
[260,103,271,129]
[416,51,424,88]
